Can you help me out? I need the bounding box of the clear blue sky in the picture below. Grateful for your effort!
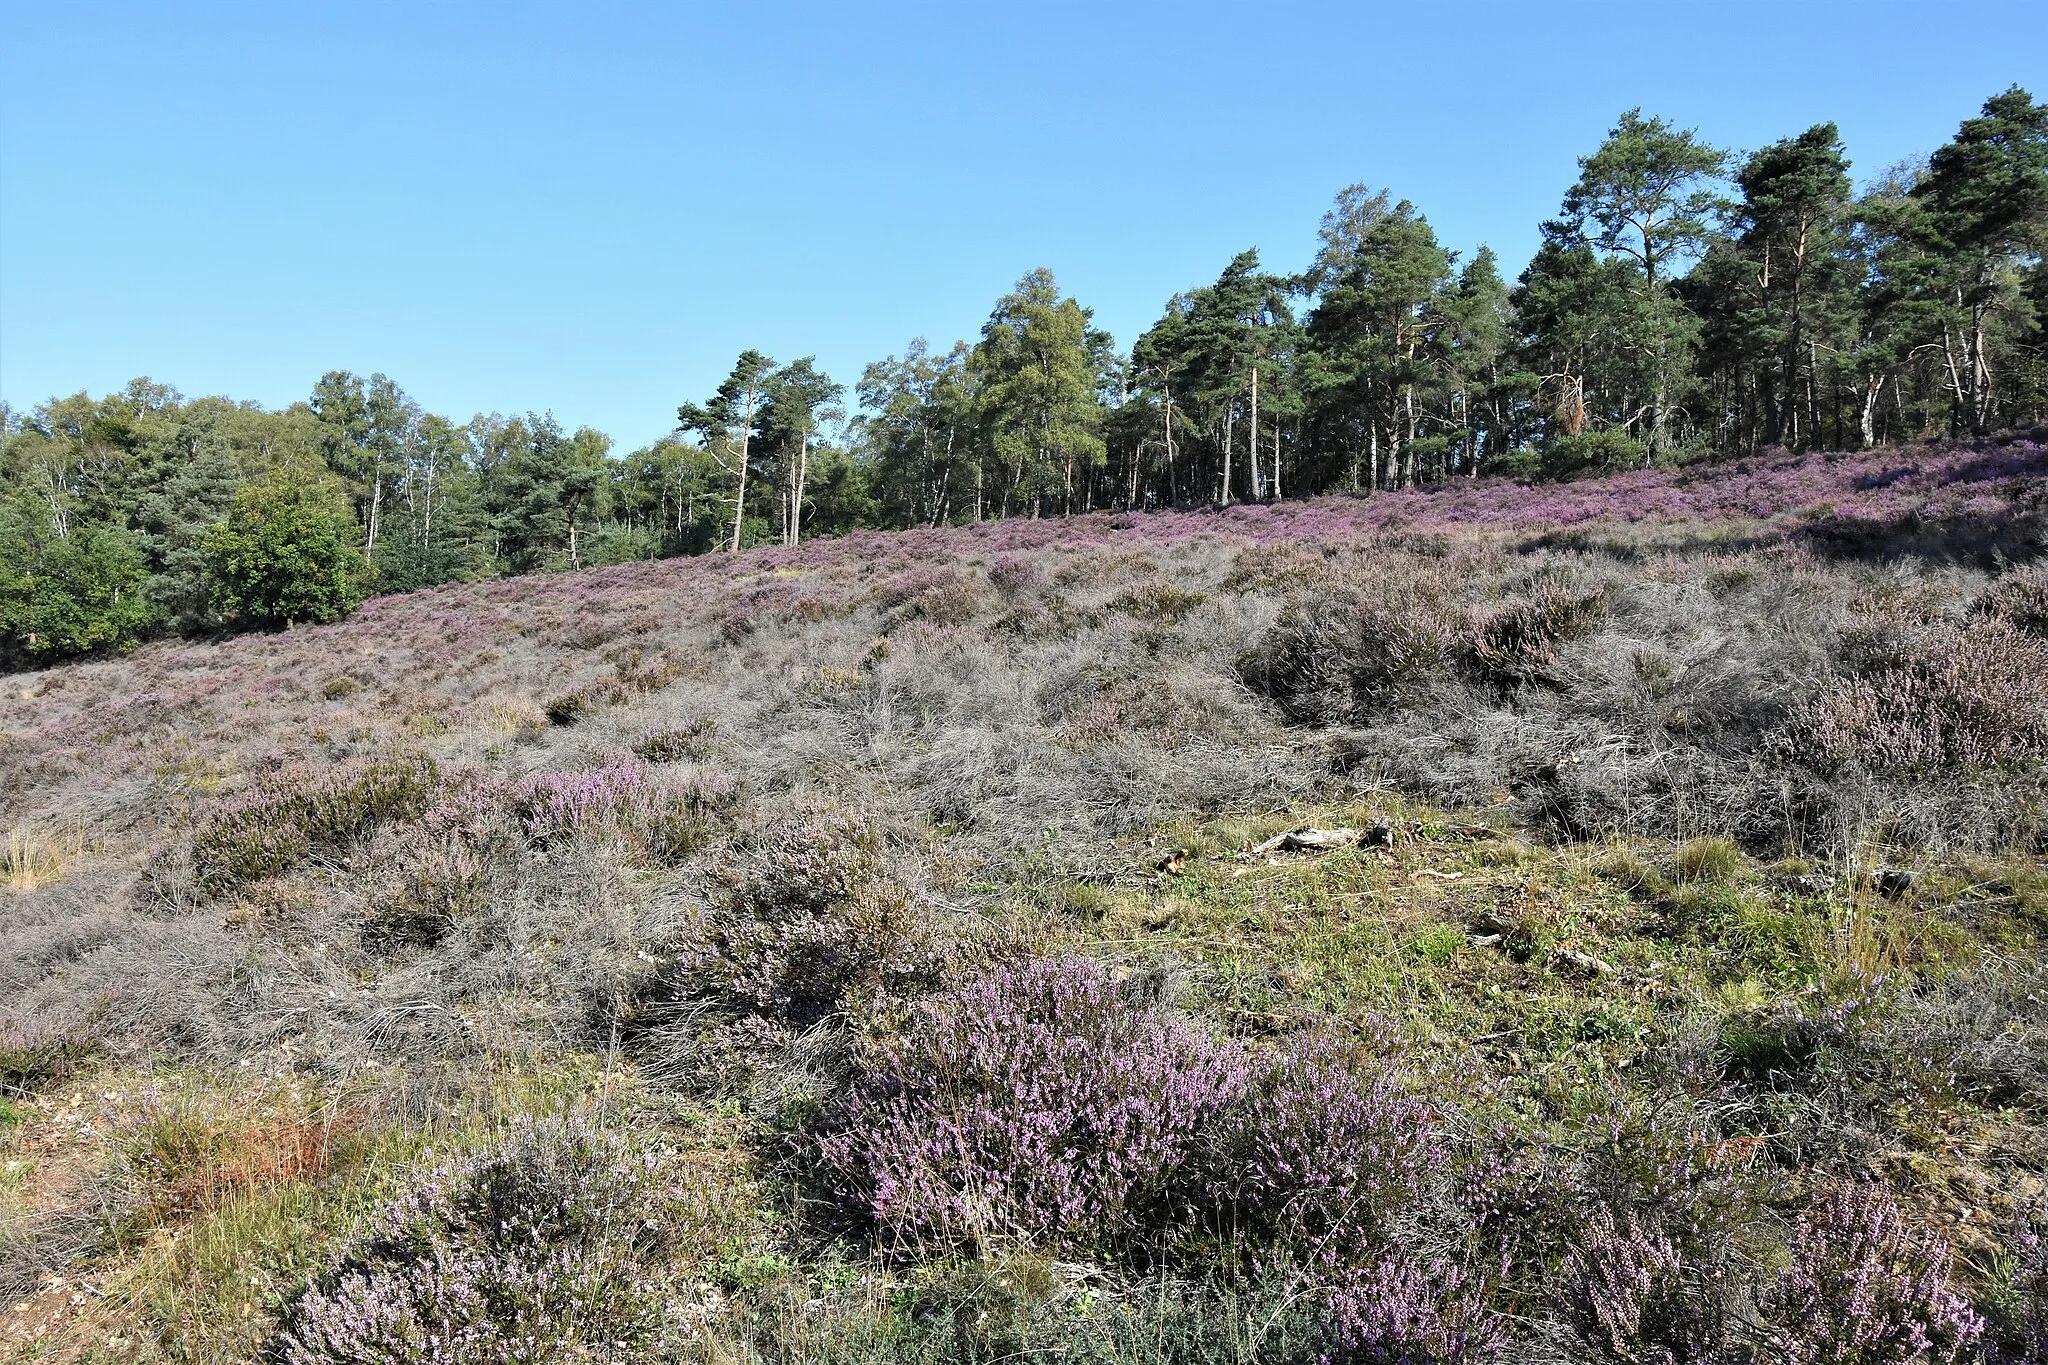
[2,1,2041,451]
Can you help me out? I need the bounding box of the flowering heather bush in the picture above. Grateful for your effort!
[1787,619,2048,775]
[273,1116,684,1364]
[1760,1182,1983,1365]
[191,752,440,890]
[986,554,1043,594]
[1560,1205,1727,1364]
[1322,1253,1505,1365]
[1207,1034,1439,1265]
[509,754,735,858]
[824,955,1248,1255]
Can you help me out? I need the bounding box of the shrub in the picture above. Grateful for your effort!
[192,753,440,890]
[1464,581,1606,686]
[1245,581,1463,724]
[1974,562,2048,638]
[876,566,980,626]
[987,556,1043,594]
[824,955,1248,1255]
[509,754,734,859]
[635,719,717,763]
[1110,584,1207,623]
[674,812,923,1029]
[1208,1034,1439,1265]
[0,1017,99,1096]
[2008,1205,2048,1364]
[272,1116,686,1364]
[1788,620,2048,774]
[1323,1253,1505,1365]
[1759,1182,1983,1365]
[1560,1205,1726,1364]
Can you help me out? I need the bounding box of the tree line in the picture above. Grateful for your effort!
[5,88,2044,663]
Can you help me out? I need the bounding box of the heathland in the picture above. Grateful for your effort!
[3,433,2046,1362]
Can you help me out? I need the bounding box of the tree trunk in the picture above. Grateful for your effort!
[1220,403,1234,505]
[366,456,382,553]
[729,388,756,554]
[790,431,810,546]
[1248,366,1262,501]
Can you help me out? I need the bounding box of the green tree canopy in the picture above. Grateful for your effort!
[200,476,368,628]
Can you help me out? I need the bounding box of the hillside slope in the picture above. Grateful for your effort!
[3,440,2047,1363]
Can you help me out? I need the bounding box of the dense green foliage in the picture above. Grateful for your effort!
[4,88,2045,665]
[200,478,369,629]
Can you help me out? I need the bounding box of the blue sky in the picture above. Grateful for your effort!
[2,1,2041,450]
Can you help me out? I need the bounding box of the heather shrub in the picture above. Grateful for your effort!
[367,835,490,950]
[2007,1205,2048,1364]
[824,955,1247,1255]
[272,1116,687,1364]
[674,811,928,1027]
[1787,620,2048,775]
[510,754,735,859]
[1323,1253,1505,1365]
[876,566,981,626]
[987,555,1043,594]
[1464,581,1607,686]
[1206,1033,1439,1266]
[0,1015,99,1095]
[1110,583,1208,623]
[1245,580,1463,724]
[542,689,594,725]
[191,752,440,890]
[1974,562,2048,638]
[1759,1182,1983,1365]
[1577,1106,1758,1255]
[634,811,959,1102]
[635,718,717,763]
[1560,1205,1728,1364]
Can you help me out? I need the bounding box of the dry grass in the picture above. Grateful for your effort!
[5,827,82,893]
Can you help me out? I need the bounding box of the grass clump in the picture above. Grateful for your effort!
[1674,836,1744,885]
[5,825,84,893]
